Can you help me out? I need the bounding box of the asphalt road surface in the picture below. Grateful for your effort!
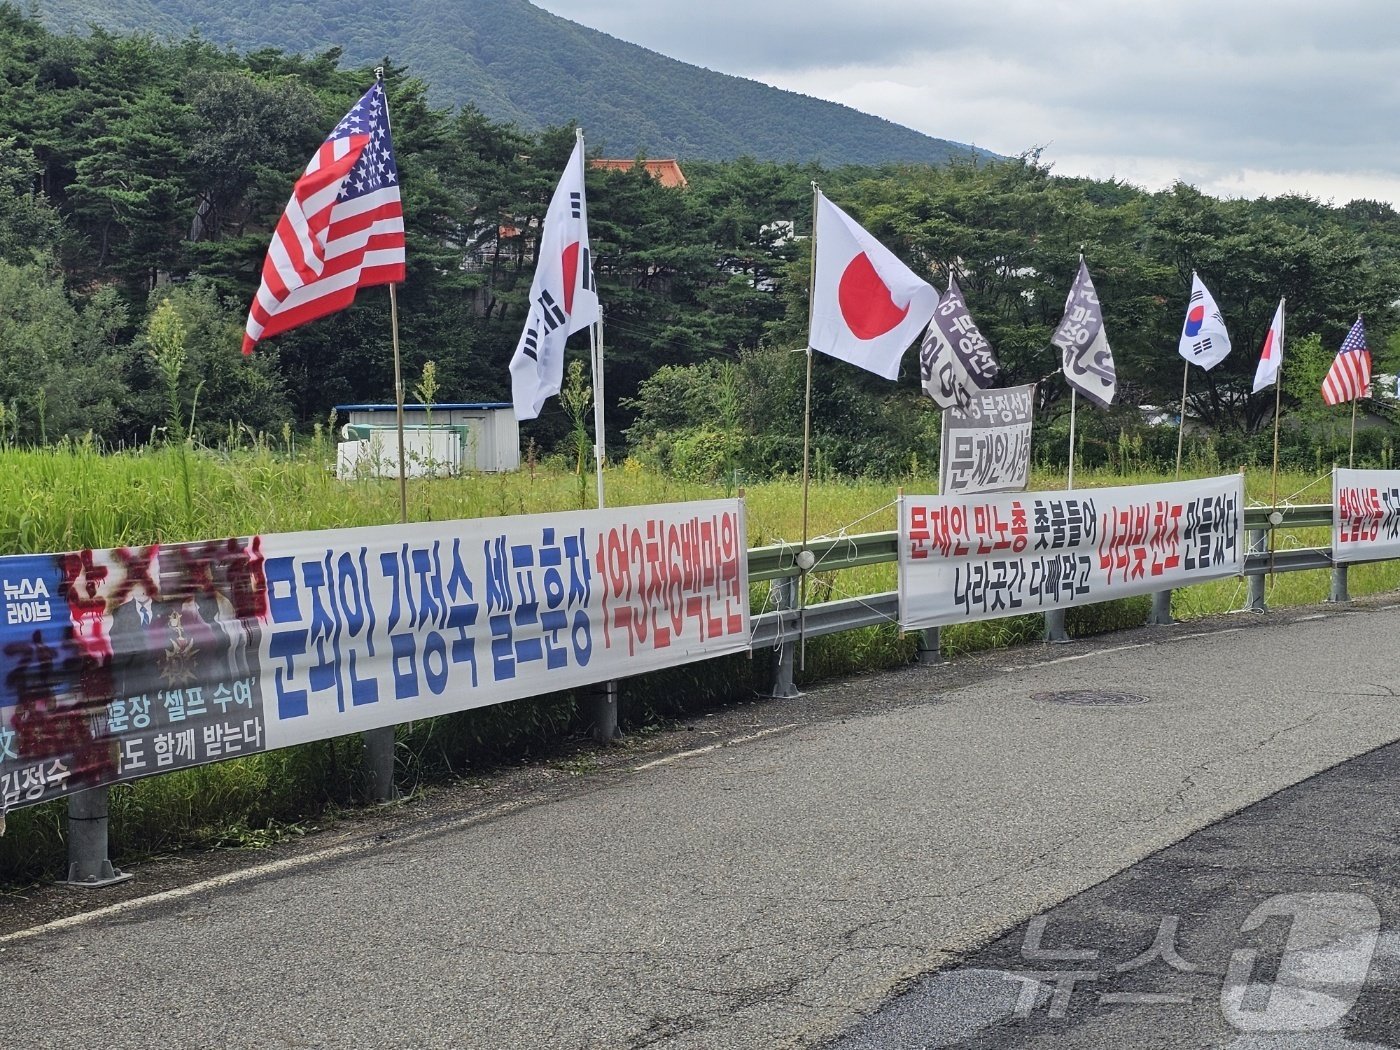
[6,598,1400,1049]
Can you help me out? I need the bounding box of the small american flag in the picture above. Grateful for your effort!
[242,80,405,354]
[1321,316,1371,405]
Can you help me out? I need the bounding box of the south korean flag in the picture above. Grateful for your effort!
[1177,272,1232,371]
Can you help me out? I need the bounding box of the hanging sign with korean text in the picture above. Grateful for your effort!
[1333,468,1400,563]
[939,383,1036,496]
[899,476,1243,629]
[0,500,748,811]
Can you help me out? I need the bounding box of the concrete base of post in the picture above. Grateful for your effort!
[1245,528,1268,612]
[916,626,945,666]
[1329,563,1350,604]
[362,726,398,803]
[1148,589,1174,626]
[1044,609,1070,644]
[590,680,621,743]
[63,786,134,888]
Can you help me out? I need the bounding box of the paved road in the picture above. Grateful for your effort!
[831,737,1400,1049]
[6,599,1400,1049]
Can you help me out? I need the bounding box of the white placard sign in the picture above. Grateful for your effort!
[939,383,1036,495]
[899,476,1244,629]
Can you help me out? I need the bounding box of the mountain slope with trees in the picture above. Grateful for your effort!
[1,6,1398,474]
[34,0,988,166]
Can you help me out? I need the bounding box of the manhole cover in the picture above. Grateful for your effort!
[1032,690,1149,707]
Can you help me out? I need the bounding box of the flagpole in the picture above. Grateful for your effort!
[579,129,606,510]
[390,284,407,522]
[798,182,820,671]
[1066,389,1078,490]
[590,313,606,508]
[1270,368,1282,525]
[374,66,408,524]
[1349,396,1358,469]
[1175,360,1189,480]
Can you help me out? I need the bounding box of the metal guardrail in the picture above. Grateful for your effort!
[63,502,1352,889]
[748,504,1352,691]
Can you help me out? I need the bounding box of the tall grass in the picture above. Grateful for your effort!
[0,446,1389,885]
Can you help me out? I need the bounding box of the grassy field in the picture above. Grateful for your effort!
[0,440,1391,885]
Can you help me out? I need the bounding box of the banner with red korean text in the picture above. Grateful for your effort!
[1333,468,1400,562]
[898,477,1243,629]
[0,500,748,812]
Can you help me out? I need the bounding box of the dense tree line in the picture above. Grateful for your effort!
[1,7,1397,473]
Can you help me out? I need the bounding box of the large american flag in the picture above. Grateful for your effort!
[242,81,405,354]
[1321,316,1371,405]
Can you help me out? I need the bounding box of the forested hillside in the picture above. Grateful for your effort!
[33,0,987,166]
[2,6,1399,474]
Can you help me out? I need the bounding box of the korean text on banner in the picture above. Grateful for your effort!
[0,500,749,811]
[899,476,1243,630]
[1333,468,1400,563]
[939,383,1035,496]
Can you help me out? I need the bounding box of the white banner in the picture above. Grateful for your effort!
[899,476,1244,629]
[1333,468,1400,563]
[939,383,1035,495]
[0,500,749,809]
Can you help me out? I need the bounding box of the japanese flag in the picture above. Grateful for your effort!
[808,191,938,379]
[1252,299,1285,394]
[509,138,601,420]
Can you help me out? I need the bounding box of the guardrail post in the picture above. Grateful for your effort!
[63,786,133,888]
[769,576,801,698]
[1329,562,1350,603]
[916,626,945,666]
[1148,589,1174,625]
[1044,608,1070,643]
[1246,528,1267,612]
[363,726,398,803]
[589,680,621,743]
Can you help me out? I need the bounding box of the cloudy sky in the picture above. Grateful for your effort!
[534,0,1400,206]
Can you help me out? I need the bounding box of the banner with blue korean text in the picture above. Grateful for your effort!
[0,500,749,812]
[1333,468,1400,562]
[898,476,1243,629]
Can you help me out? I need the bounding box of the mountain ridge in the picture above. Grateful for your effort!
[34,0,992,166]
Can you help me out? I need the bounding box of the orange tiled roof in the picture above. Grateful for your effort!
[590,158,688,189]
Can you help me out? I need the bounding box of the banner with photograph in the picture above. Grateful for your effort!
[1333,468,1400,563]
[899,476,1243,629]
[939,383,1035,495]
[0,501,749,811]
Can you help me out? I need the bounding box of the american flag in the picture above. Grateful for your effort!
[1321,316,1371,405]
[242,80,405,354]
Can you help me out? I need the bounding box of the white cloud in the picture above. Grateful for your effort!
[534,0,1400,205]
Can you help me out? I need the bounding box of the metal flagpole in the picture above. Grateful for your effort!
[591,312,606,508]
[390,283,407,523]
[1270,372,1282,526]
[1175,360,1190,480]
[370,66,403,802]
[1349,396,1358,469]
[1066,389,1078,490]
[378,65,407,525]
[799,182,820,671]
[578,128,606,510]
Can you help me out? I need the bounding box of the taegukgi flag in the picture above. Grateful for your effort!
[1051,260,1116,407]
[920,275,999,409]
[510,138,600,420]
[808,191,938,380]
[1252,299,1285,393]
[1178,272,1232,370]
